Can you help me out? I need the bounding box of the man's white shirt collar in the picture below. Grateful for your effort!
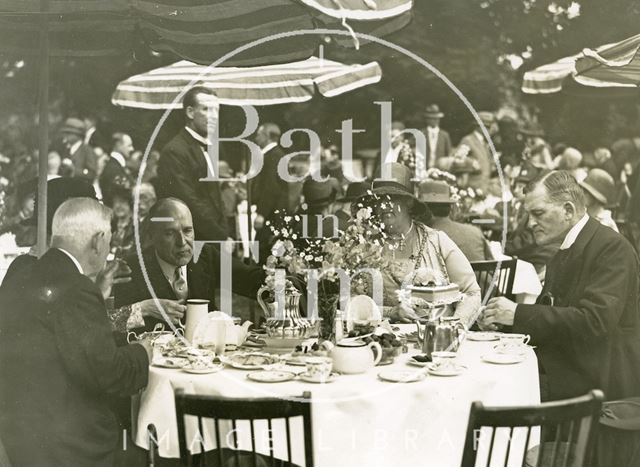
[69,140,82,156]
[110,151,126,168]
[184,126,216,177]
[185,126,209,146]
[560,213,589,250]
[262,142,277,154]
[156,251,187,285]
[57,248,84,274]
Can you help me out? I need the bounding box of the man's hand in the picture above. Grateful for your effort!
[389,304,420,323]
[138,299,186,324]
[482,297,517,327]
[95,259,132,300]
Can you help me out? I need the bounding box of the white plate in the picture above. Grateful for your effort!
[182,363,225,374]
[221,353,279,370]
[482,353,526,365]
[466,332,499,342]
[378,370,426,383]
[426,363,467,376]
[246,370,296,383]
[152,357,189,369]
[299,372,339,384]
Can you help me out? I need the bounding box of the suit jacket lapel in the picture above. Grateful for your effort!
[543,217,599,301]
[145,249,177,300]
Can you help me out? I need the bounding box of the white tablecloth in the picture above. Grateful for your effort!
[134,328,540,466]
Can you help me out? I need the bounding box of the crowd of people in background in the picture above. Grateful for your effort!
[1,98,639,275]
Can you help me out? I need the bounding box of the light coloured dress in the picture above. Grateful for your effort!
[381,222,482,328]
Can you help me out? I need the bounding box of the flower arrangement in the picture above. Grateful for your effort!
[262,200,392,338]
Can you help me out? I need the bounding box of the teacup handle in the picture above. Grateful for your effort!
[369,341,383,366]
[127,331,139,344]
[523,335,531,345]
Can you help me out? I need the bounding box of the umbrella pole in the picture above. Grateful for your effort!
[245,159,253,264]
[36,0,50,257]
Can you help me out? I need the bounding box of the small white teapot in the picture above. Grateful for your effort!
[330,340,382,374]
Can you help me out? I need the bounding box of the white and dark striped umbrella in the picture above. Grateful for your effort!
[112,56,382,109]
[522,33,640,94]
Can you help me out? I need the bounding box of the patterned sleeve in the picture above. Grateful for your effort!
[107,305,133,334]
[106,304,146,333]
[437,231,482,328]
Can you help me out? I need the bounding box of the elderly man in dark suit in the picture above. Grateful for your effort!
[418,180,492,262]
[0,198,151,467]
[157,86,230,241]
[481,171,640,401]
[114,198,265,333]
[423,104,452,168]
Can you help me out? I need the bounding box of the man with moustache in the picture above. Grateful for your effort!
[481,171,640,401]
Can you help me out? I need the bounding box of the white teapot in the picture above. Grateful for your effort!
[193,312,252,348]
[329,340,382,374]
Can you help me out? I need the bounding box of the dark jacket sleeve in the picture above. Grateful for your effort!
[513,240,635,345]
[209,245,265,299]
[53,276,149,397]
[158,146,229,241]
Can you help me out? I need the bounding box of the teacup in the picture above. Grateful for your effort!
[497,334,531,353]
[304,357,333,382]
[431,351,457,369]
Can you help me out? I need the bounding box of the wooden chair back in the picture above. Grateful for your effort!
[471,257,518,302]
[174,389,314,467]
[461,389,604,467]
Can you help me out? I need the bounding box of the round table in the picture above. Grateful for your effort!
[134,327,540,467]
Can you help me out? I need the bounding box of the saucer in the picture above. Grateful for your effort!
[246,370,296,383]
[466,332,499,342]
[299,372,339,384]
[378,370,426,383]
[493,344,529,356]
[182,363,224,374]
[426,363,467,376]
[482,352,526,365]
[152,357,188,369]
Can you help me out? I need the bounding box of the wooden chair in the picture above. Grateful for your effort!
[471,257,518,302]
[174,389,314,467]
[460,389,605,467]
[147,424,159,467]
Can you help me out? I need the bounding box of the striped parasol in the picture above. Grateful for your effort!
[522,33,640,94]
[112,56,382,109]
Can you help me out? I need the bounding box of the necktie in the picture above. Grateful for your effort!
[173,268,188,301]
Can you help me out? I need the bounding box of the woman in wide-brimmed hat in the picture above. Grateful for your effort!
[361,163,481,326]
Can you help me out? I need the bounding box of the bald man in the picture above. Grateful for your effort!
[114,198,265,332]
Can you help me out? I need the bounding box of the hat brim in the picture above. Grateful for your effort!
[421,196,455,204]
[60,127,85,136]
[425,112,444,119]
[579,181,608,205]
[369,187,427,216]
